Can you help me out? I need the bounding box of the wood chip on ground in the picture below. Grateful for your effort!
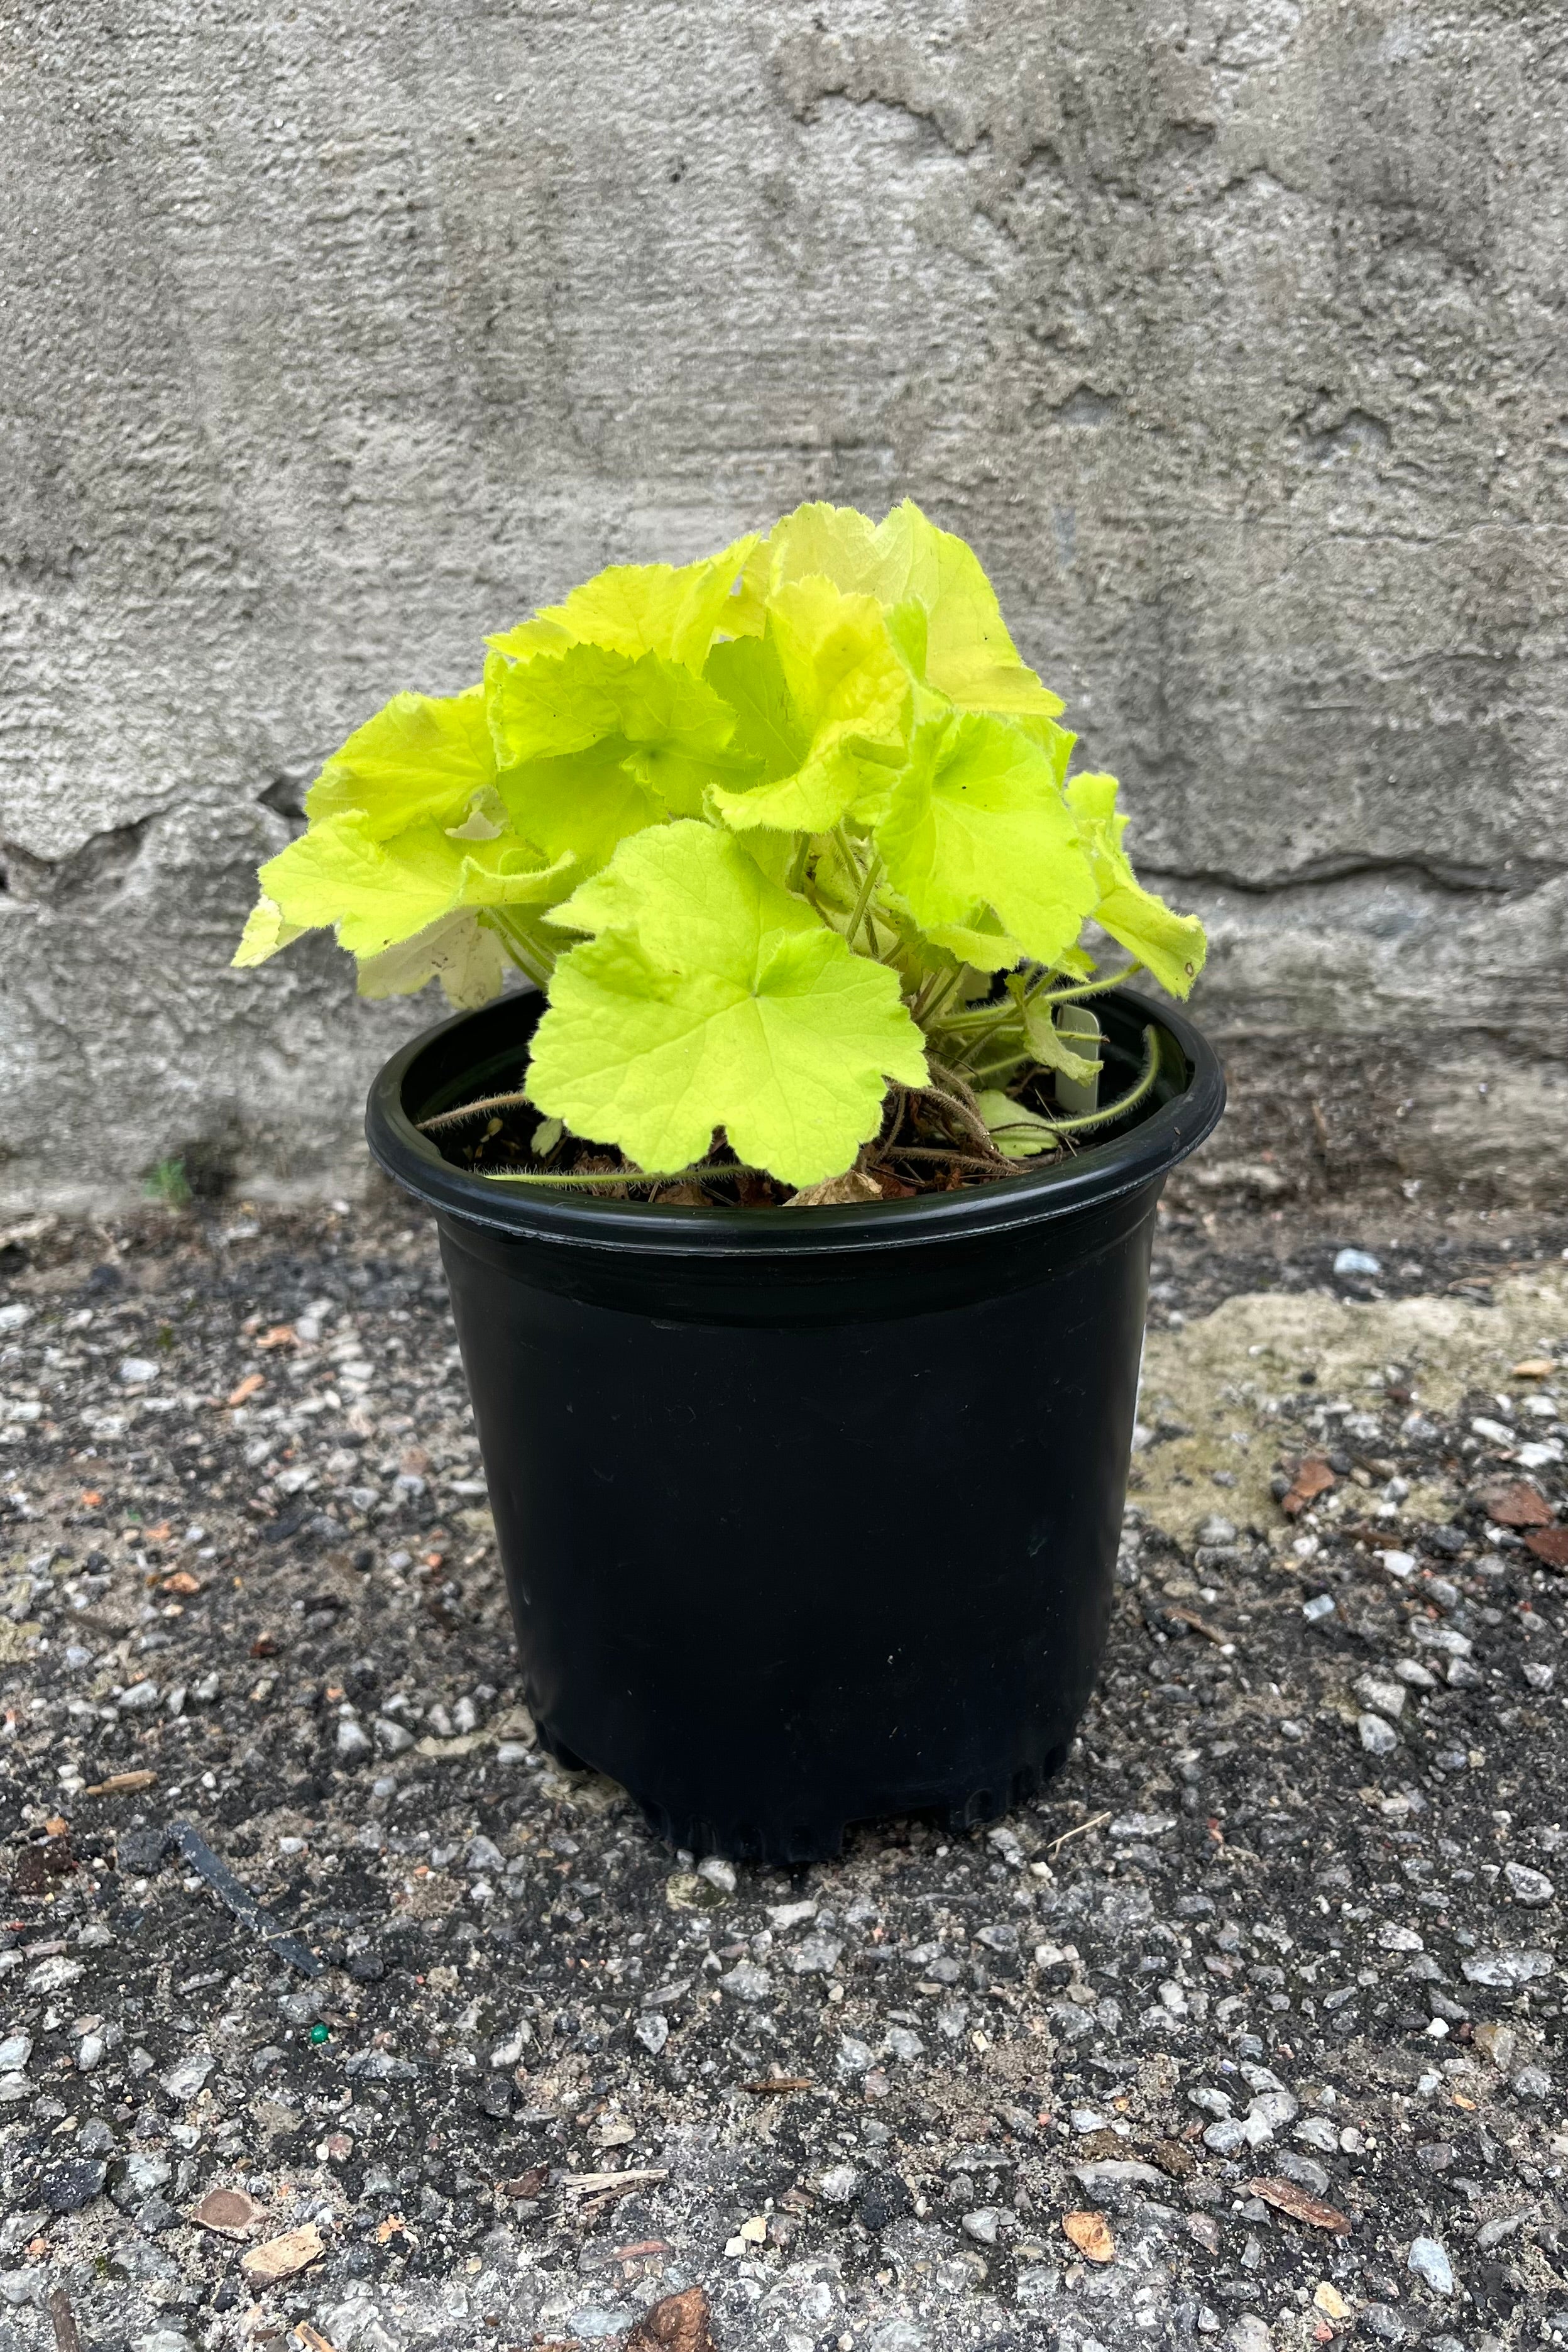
[191,2186,264,2237]
[500,2166,548,2198]
[623,2285,716,2351]
[1282,1457,1335,1516]
[1062,2209,1115,2262]
[1483,1478,1554,1528]
[238,2221,325,2282]
[1246,2175,1352,2233]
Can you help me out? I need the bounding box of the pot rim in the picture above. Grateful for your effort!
[366,984,1225,1260]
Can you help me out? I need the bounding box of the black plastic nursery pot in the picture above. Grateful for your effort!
[366,988,1224,1862]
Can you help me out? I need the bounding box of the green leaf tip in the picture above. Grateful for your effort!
[234,501,1205,1184]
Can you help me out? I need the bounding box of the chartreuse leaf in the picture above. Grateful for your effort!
[702,633,805,791]
[758,500,1063,722]
[706,580,909,834]
[256,813,575,959]
[487,640,743,875]
[1065,773,1207,997]
[725,532,775,640]
[762,502,886,596]
[915,906,1026,975]
[527,822,927,1186]
[304,686,496,840]
[1017,985,1100,1088]
[975,1090,1062,1158]
[874,713,1097,971]
[497,741,665,875]
[874,502,1065,720]
[488,642,736,783]
[486,534,759,670]
[233,896,307,968]
[354,909,508,1009]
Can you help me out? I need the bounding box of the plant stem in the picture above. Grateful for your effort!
[936,961,1140,1033]
[831,823,862,889]
[938,959,1148,1067]
[889,1145,1019,1174]
[1037,962,1144,1008]
[476,1161,764,1190]
[418,1089,533,1135]
[939,1005,1019,1070]
[491,913,554,989]
[867,1086,905,1168]
[911,1073,1007,1163]
[846,849,884,952]
[1029,1024,1162,1138]
[909,966,962,1026]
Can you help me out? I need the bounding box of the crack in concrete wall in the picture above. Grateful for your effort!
[3,0,1566,1206]
[1153,855,1565,898]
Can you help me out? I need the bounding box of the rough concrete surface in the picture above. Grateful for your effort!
[4,1194,1568,2352]
[4,0,1568,1208]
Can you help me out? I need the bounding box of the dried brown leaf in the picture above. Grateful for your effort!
[784,1169,882,1209]
[1163,1606,1231,1647]
[561,2167,668,2197]
[47,2286,82,2352]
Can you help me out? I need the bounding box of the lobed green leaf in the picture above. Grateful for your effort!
[486,535,759,671]
[706,580,909,836]
[304,686,496,840]
[527,823,927,1187]
[875,713,1097,971]
[1066,773,1208,997]
[257,813,576,960]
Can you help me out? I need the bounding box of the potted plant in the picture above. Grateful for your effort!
[237,500,1224,1860]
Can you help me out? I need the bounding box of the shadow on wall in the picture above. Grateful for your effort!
[0,820,157,910]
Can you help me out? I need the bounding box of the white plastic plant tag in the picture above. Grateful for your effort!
[1055,1006,1102,1116]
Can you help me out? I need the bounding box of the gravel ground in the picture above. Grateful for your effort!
[2,1190,1567,2352]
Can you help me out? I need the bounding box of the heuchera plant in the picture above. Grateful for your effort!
[236,502,1205,1192]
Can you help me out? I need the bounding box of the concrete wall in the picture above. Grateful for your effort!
[4,0,1565,1210]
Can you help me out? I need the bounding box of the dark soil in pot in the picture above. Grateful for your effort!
[367,987,1224,1861]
